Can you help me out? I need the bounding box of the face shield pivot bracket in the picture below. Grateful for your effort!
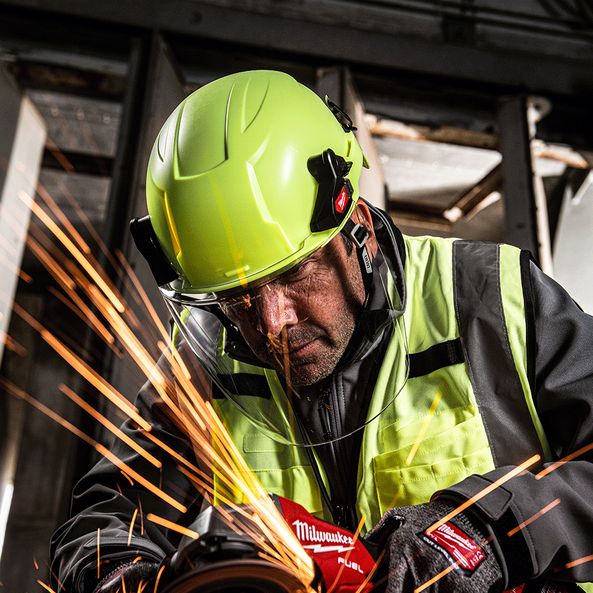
[308,149,354,233]
[130,215,179,287]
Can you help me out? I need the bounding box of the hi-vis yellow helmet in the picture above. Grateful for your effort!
[131,70,367,303]
[129,70,411,449]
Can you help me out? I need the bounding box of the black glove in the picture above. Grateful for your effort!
[364,500,506,593]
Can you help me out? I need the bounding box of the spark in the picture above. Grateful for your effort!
[154,563,168,592]
[1,332,27,357]
[507,498,560,537]
[116,250,170,345]
[383,490,402,512]
[0,377,186,513]
[556,554,593,571]
[25,232,77,291]
[11,301,150,430]
[19,190,125,313]
[128,509,138,546]
[414,562,457,593]
[45,137,75,174]
[354,567,378,593]
[4,186,318,590]
[46,563,66,592]
[40,170,123,280]
[37,580,57,593]
[120,471,134,486]
[59,384,161,468]
[327,515,372,593]
[406,391,442,465]
[146,513,201,540]
[138,498,145,535]
[97,528,100,579]
[426,454,541,534]
[536,441,593,479]
[35,180,90,255]
[25,212,143,360]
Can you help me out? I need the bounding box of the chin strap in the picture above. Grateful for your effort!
[342,218,374,297]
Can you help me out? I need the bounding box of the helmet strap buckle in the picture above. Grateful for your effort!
[346,222,369,249]
[342,218,373,296]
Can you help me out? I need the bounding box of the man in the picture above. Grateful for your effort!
[50,70,593,593]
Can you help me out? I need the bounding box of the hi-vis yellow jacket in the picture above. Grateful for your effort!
[50,208,593,592]
[208,215,593,590]
[212,233,551,532]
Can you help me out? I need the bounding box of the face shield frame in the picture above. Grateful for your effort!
[131,138,409,447]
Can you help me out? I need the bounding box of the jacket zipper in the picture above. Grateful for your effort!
[316,379,359,530]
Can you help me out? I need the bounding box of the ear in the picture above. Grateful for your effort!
[351,201,378,259]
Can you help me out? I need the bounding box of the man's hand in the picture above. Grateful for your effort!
[364,501,505,593]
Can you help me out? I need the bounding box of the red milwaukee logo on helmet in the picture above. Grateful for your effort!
[335,187,349,213]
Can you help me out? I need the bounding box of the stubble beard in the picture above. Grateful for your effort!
[257,309,357,386]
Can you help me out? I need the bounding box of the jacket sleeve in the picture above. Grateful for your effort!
[443,260,593,586]
[49,344,209,593]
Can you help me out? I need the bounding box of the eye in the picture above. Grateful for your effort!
[282,257,313,282]
[283,265,304,280]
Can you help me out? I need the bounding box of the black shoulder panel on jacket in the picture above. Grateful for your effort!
[453,240,544,468]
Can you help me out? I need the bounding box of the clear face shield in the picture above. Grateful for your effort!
[161,214,409,448]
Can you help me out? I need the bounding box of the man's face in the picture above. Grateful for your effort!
[221,232,368,386]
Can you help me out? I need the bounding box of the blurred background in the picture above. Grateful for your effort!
[0,1,592,590]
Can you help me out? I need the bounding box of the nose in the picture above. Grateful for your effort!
[253,282,298,337]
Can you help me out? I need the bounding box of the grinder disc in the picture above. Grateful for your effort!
[159,557,311,593]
